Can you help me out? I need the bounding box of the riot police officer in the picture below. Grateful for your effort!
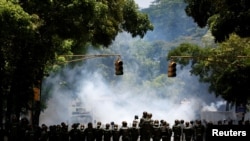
[84,122,95,141]
[61,122,69,141]
[152,120,161,141]
[119,121,131,141]
[112,124,120,141]
[95,122,103,141]
[69,123,80,141]
[40,124,49,141]
[183,122,193,141]
[172,120,181,141]
[129,121,140,141]
[103,123,112,141]
[139,113,153,141]
[160,121,172,141]
[179,120,184,141]
[194,120,205,141]
[79,124,85,141]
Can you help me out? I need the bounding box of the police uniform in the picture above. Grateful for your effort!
[152,120,161,141]
[95,122,103,141]
[112,124,121,141]
[130,121,140,141]
[183,122,194,141]
[103,123,112,141]
[172,120,181,141]
[119,121,131,141]
[160,121,172,141]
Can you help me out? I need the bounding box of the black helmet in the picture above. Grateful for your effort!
[106,123,110,127]
[97,121,101,125]
[88,122,93,128]
[154,120,159,125]
[175,119,179,124]
[122,121,127,126]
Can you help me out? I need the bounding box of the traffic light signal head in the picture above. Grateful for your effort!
[168,61,176,77]
[115,59,123,75]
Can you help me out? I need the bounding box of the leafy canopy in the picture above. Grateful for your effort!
[168,34,250,104]
[0,0,153,123]
[184,0,250,42]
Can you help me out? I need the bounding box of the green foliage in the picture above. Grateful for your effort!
[122,0,154,38]
[0,0,154,123]
[168,34,250,104]
[167,43,208,67]
[0,1,31,30]
[143,0,206,41]
[0,0,39,115]
[184,0,250,42]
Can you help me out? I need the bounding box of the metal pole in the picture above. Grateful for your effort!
[58,54,121,63]
[170,55,250,59]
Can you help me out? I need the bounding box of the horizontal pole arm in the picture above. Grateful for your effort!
[170,55,250,59]
[58,54,121,63]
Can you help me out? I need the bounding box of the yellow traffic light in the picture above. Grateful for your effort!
[168,61,176,77]
[115,59,123,75]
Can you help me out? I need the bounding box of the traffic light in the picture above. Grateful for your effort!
[168,61,176,77]
[115,59,123,75]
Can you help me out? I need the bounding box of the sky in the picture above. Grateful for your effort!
[134,0,155,8]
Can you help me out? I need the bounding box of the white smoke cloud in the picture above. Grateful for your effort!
[39,33,226,127]
[202,101,227,112]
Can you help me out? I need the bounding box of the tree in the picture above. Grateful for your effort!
[0,0,153,127]
[184,0,250,42]
[167,34,250,106]
[143,0,207,41]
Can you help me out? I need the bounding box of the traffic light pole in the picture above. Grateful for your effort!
[170,55,250,59]
[59,54,124,75]
[60,54,122,63]
[167,55,250,77]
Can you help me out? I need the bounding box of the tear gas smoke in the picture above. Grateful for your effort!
[40,33,226,127]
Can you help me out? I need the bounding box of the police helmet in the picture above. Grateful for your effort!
[154,120,159,125]
[122,121,127,126]
[106,123,110,127]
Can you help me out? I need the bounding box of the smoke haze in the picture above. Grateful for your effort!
[39,33,227,127]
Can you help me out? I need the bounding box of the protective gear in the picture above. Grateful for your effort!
[119,121,130,141]
[40,124,49,141]
[160,121,172,141]
[95,122,104,141]
[106,123,110,128]
[112,124,120,141]
[140,117,153,141]
[194,121,205,141]
[122,121,128,127]
[69,124,81,141]
[83,122,95,141]
[80,125,85,141]
[130,121,140,141]
[183,122,193,141]
[80,125,85,130]
[172,120,181,141]
[114,124,118,129]
[103,123,112,141]
[152,120,161,141]
[179,120,184,141]
[97,121,102,128]
[154,120,159,126]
